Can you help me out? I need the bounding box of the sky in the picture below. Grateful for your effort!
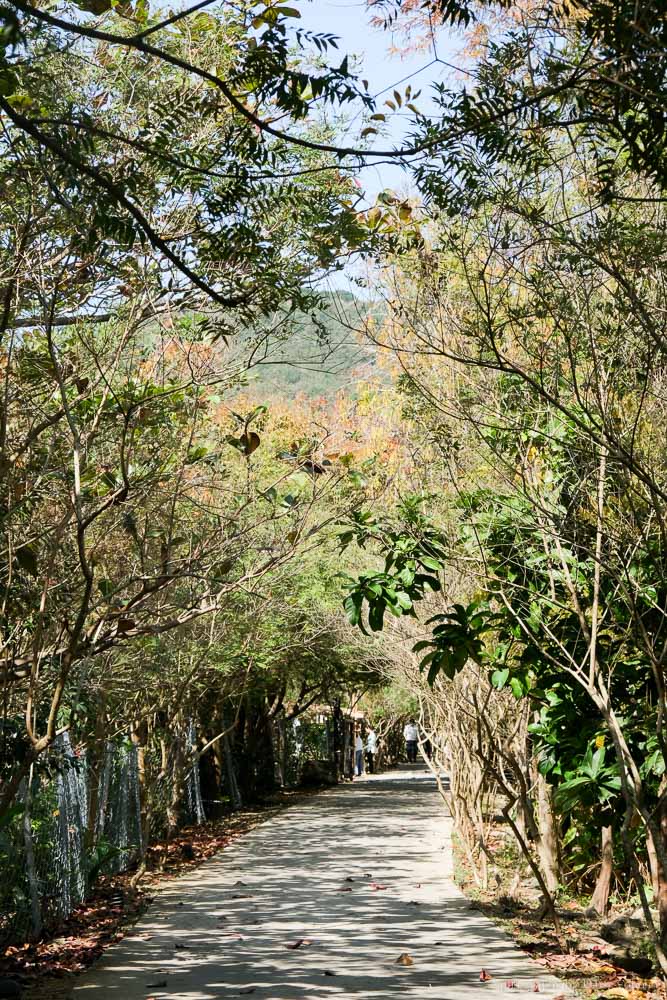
[295,0,457,200]
[288,1,462,292]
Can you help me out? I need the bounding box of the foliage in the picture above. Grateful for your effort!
[340,496,445,633]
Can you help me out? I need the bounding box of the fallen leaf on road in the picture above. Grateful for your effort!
[396,953,414,966]
[533,982,540,992]
[370,883,388,890]
[505,980,517,990]
[479,969,492,982]
[286,939,312,949]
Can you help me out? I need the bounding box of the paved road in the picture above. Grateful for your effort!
[73,769,571,999]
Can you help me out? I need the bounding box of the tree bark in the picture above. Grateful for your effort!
[166,736,185,840]
[535,771,560,894]
[658,792,667,954]
[590,825,614,916]
[21,770,42,940]
[223,730,242,810]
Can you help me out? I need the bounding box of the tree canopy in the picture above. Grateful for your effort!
[4,0,667,983]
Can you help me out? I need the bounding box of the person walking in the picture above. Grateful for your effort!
[403,719,418,763]
[354,727,364,776]
[366,728,378,774]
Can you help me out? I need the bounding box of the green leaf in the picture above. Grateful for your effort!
[419,555,442,572]
[509,676,524,699]
[491,667,509,689]
[412,639,433,653]
[0,68,17,96]
[344,594,362,626]
[368,601,385,632]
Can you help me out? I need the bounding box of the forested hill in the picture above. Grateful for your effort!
[243,291,382,399]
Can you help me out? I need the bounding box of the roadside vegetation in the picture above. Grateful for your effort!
[2,1,667,997]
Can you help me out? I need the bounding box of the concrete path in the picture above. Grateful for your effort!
[73,769,571,999]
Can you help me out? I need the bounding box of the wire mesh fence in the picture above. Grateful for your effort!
[0,725,206,947]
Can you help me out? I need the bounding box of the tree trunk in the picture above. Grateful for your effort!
[502,800,561,931]
[535,771,560,894]
[332,701,342,778]
[256,712,277,795]
[279,716,289,788]
[21,770,42,940]
[658,792,667,954]
[590,825,614,916]
[84,711,107,852]
[166,736,185,840]
[136,741,148,855]
[647,828,661,901]
[223,731,242,810]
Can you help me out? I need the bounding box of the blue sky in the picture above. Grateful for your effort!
[296,1,456,200]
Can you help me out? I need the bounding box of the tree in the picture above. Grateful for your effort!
[343,125,667,965]
[0,1,370,314]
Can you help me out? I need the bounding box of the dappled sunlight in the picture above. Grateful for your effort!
[73,773,571,999]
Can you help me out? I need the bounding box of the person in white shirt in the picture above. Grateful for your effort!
[366,728,378,774]
[354,727,364,776]
[403,720,419,763]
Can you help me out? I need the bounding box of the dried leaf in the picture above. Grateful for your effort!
[479,969,492,982]
[370,882,388,890]
[396,953,414,966]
